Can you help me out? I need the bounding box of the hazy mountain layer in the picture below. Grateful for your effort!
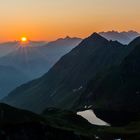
[0,37,81,98]
[0,41,46,57]
[0,65,29,99]
[0,37,82,79]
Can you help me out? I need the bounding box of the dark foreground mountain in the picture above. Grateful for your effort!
[0,103,93,140]
[3,33,133,113]
[0,103,140,140]
[0,103,93,132]
[99,30,140,44]
[78,37,140,125]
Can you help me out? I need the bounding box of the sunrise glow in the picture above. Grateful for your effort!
[0,0,140,42]
[21,37,28,42]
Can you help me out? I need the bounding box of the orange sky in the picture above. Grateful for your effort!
[0,0,140,42]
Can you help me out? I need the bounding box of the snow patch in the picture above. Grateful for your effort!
[73,86,83,92]
[77,109,110,126]
[84,105,93,109]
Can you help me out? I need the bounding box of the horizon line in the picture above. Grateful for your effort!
[0,30,139,43]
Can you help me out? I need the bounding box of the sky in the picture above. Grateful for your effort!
[0,0,140,42]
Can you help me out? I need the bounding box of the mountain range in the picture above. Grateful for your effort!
[1,32,140,139]
[99,30,140,44]
[3,33,137,114]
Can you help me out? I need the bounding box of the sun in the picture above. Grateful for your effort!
[21,37,28,42]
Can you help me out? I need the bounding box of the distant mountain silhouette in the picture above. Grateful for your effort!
[47,36,81,48]
[99,30,140,44]
[3,33,132,113]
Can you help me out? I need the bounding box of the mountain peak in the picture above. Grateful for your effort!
[76,32,109,49]
[87,32,108,43]
[90,32,107,39]
[90,32,102,37]
[65,36,71,39]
